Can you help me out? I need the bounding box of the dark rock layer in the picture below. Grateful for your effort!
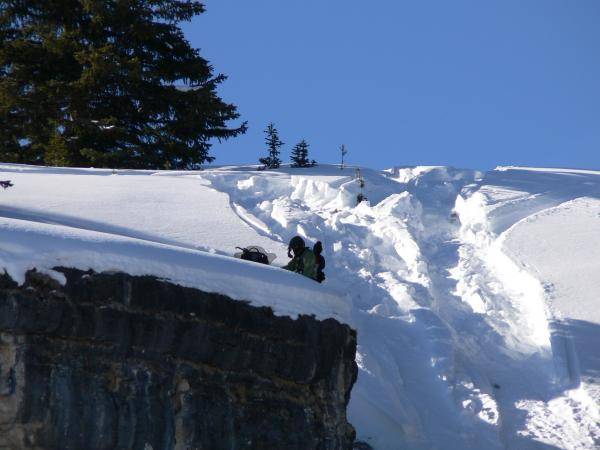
[0,268,357,450]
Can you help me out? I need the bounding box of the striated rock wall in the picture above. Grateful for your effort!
[0,268,357,450]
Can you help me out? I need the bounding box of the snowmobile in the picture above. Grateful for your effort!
[234,246,276,265]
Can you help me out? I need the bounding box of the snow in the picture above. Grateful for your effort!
[502,197,600,448]
[0,163,348,323]
[454,168,600,449]
[1,162,599,449]
[504,197,600,323]
[0,164,288,260]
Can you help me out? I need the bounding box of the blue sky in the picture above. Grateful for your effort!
[182,1,600,170]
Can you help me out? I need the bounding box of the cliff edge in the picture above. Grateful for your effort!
[0,268,357,450]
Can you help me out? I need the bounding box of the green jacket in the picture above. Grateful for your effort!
[283,248,317,280]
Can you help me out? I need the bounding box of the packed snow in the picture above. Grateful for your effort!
[0,162,598,449]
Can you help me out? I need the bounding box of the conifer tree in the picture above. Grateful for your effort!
[0,1,246,169]
[290,139,311,167]
[259,123,283,169]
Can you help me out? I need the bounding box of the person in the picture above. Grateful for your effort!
[313,241,325,283]
[283,236,317,281]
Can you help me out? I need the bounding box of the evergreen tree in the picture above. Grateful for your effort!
[259,123,283,169]
[0,1,246,169]
[290,140,316,167]
[290,139,311,167]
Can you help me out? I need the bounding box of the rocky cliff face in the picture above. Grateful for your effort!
[0,268,357,450]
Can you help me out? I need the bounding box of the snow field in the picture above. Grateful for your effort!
[1,162,599,449]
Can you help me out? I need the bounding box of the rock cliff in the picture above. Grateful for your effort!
[0,268,357,450]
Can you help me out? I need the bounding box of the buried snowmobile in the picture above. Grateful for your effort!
[234,246,277,265]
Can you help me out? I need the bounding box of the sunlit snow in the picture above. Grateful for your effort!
[0,162,598,449]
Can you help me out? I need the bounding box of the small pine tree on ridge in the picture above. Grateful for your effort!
[259,123,283,169]
[290,139,313,168]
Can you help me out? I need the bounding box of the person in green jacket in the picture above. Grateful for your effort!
[283,236,317,281]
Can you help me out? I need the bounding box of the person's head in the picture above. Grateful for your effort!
[288,236,305,258]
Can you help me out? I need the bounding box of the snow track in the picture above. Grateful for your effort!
[201,165,600,450]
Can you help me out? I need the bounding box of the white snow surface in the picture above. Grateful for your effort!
[0,164,348,323]
[1,162,599,449]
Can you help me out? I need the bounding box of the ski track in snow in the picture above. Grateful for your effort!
[1,163,599,449]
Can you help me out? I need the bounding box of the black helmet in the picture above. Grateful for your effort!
[288,236,305,257]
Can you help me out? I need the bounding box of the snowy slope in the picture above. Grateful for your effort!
[504,199,600,448]
[457,169,600,449]
[0,164,348,323]
[0,164,288,259]
[1,162,598,450]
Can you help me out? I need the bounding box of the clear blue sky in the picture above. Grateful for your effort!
[181,1,600,170]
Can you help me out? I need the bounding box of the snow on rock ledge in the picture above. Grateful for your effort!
[0,217,350,324]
